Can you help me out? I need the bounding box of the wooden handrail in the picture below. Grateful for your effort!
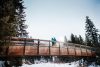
[4,37,95,52]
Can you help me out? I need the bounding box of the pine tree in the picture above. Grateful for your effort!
[98,34,100,45]
[0,0,28,66]
[15,0,28,37]
[70,34,84,44]
[0,0,28,44]
[79,35,84,45]
[85,16,98,47]
[70,33,75,43]
[63,36,67,46]
[74,35,80,44]
[64,36,67,43]
[0,0,16,44]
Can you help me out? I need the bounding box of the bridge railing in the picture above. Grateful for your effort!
[0,37,96,57]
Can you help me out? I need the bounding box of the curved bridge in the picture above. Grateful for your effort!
[0,37,96,57]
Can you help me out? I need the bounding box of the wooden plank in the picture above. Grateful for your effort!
[0,46,7,56]
[91,51,96,56]
[68,48,75,56]
[50,47,59,55]
[60,48,68,55]
[81,49,87,56]
[87,50,91,56]
[76,48,81,56]
[39,47,49,55]
[8,46,24,56]
[25,46,37,55]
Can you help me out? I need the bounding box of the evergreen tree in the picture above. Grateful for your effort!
[85,16,98,47]
[70,34,84,44]
[74,35,80,44]
[63,36,67,46]
[0,0,28,44]
[0,0,28,66]
[98,34,100,45]
[70,33,75,43]
[15,0,28,37]
[85,34,92,46]
[79,35,84,45]
[0,0,15,39]
[64,36,67,43]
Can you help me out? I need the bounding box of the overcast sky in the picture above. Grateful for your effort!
[24,0,100,41]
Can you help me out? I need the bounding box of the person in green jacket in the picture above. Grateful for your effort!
[51,37,56,46]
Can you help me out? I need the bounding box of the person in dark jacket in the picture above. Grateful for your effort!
[51,37,56,46]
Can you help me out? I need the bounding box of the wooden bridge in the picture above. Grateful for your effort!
[0,37,96,57]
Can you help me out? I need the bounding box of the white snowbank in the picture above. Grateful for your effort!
[21,62,79,67]
[1,60,100,67]
[21,61,100,67]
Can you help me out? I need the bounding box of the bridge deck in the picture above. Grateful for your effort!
[0,37,96,57]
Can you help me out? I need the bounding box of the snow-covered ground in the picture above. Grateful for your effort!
[21,63,78,67]
[21,62,100,67]
[21,59,100,67]
[0,59,100,67]
[0,61,5,67]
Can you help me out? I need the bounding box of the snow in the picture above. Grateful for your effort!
[21,63,100,67]
[0,60,100,67]
[88,65,100,67]
[0,61,5,67]
[88,63,100,67]
[21,62,79,67]
[21,60,100,67]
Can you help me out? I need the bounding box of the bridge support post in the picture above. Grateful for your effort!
[37,39,40,55]
[86,45,88,56]
[67,43,69,55]
[59,42,60,56]
[49,40,50,55]
[80,45,82,56]
[23,38,26,56]
[6,36,12,58]
[74,44,76,56]
[91,47,93,56]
